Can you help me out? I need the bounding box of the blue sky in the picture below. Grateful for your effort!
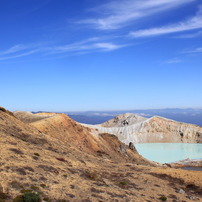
[0,0,202,111]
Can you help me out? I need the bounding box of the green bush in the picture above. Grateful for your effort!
[120,181,128,185]
[23,192,40,202]
[13,195,23,202]
[0,191,8,201]
[13,192,40,202]
[159,195,167,201]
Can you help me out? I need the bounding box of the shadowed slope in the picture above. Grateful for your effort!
[31,112,152,164]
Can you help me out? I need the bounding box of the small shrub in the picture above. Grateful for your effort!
[39,176,47,181]
[32,156,39,160]
[20,189,32,194]
[43,197,50,201]
[14,191,40,202]
[9,148,24,155]
[0,191,8,201]
[23,192,40,202]
[38,165,55,172]
[84,170,99,181]
[56,157,66,162]
[40,184,46,188]
[24,167,34,172]
[34,153,40,157]
[120,181,128,185]
[159,195,167,201]
[13,195,23,202]
[16,168,27,175]
[78,128,83,132]
[30,186,39,191]
[10,180,23,190]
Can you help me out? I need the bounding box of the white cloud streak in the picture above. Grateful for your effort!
[79,0,196,30]
[0,43,44,60]
[0,44,27,55]
[0,49,40,61]
[183,47,202,54]
[54,42,125,52]
[0,38,127,60]
[130,7,202,37]
[164,58,183,64]
[177,30,202,38]
[48,38,127,54]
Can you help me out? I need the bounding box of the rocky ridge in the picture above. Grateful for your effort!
[85,114,202,144]
[99,113,147,127]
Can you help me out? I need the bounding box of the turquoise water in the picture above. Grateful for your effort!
[135,143,202,164]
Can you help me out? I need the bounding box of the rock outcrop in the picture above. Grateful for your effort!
[100,113,147,127]
[129,142,138,153]
[85,114,202,144]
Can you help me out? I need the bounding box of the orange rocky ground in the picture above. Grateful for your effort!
[0,107,201,201]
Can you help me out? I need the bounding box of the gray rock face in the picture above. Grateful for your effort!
[119,144,127,154]
[196,132,202,143]
[129,142,138,153]
[187,195,196,200]
[176,188,185,194]
[100,113,147,127]
[85,114,202,144]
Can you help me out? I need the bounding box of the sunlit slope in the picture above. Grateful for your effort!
[85,114,202,144]
[0,107,201,201]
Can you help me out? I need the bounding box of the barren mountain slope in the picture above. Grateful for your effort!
[86,114,202,144]
[0,107,202,201]
[13,111,53,123]
[30,112,153,163]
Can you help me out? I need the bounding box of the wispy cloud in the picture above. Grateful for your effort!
[164,58,183,64]
[0,38,127,60]
[177,30,202,38]
[130,7,202,37]
[182,47,202,54]
[92,42,125,51]
[0,43,44,60]
[54,42,125,52]
[0,44,27,55]
[0,49,40,61]
[49,37,127,54]
[79,0,196,30]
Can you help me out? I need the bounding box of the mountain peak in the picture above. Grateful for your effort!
[100,113,147,127]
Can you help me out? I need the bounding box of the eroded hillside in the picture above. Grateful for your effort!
[86,113,202,144]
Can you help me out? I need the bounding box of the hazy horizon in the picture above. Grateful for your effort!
[29,108,202,127]
[7,106,202,113]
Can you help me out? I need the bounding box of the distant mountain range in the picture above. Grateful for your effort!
[65,108,202,127]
